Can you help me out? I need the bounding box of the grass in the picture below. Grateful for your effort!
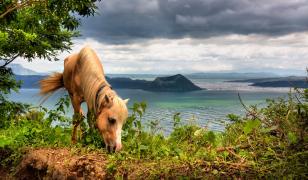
[0,89,307,178]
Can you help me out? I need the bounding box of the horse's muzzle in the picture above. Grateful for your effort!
[107,143,122,153]
[107,145,116,153]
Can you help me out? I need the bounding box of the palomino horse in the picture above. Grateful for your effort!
[40,46,129,152]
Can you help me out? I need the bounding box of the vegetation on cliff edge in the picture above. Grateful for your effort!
[0,87,307,178]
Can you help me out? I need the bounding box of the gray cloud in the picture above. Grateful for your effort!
[21,0,305,75]
[78,0,308,43]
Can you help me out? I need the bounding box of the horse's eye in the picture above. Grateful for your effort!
[108,117,116,125]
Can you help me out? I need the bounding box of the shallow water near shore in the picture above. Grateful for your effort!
[9,78,289,133]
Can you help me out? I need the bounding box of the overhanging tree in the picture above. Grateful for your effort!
[0,0,101,67]
[0,0,101,120]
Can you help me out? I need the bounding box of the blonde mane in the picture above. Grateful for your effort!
[78,46,122,114]
[76,46,128,116]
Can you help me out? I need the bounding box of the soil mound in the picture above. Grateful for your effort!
[14,148,108,180]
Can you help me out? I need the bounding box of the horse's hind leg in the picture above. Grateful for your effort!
[70,94,84,144]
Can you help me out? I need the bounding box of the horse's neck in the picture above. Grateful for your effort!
[81,75,104,107]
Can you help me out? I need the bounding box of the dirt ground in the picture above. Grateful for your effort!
[2,148,109,180]
[0,147,258,179]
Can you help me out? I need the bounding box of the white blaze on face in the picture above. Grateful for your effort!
[115,124,122,151]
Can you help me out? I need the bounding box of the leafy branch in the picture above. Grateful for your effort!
[0,0,48,19]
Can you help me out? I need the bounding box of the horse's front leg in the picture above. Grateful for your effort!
[87,109,95,130]
[72,111,85,143]
[71,95,84,144]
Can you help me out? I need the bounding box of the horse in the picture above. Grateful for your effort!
[39,46,129,152]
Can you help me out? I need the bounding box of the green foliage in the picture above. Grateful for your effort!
[44,95,71,126]
[227,113,241,123]
[0,0,103,133]
[0,1,102,131]
[223,90,308,177]
[0,89,307,178]
[0,96,73,149]
[0,67,20,94]
[173,112,182,127]
[0,96,72,167]
[0,67,31,128]
[242,119,261,135]
[0,0,101,63]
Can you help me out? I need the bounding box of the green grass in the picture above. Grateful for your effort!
[0,90,307,178]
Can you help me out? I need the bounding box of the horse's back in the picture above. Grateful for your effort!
[63,53,80,94]
[63,46,106,98]
[78,46,104,75]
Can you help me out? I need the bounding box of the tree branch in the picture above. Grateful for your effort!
[0,54,20,68]
[0,0,46,19]
[238,93,263,121]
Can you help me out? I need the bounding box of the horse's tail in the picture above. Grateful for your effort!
[39,72,64,96]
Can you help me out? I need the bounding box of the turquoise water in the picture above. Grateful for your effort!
[8,78,288,132]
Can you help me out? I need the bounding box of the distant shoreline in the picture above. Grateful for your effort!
[15,74,308,91]
[227,76,308,88]
[15,74,203,92]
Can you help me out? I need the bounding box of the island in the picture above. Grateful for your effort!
[228,76,308,88]
[16,74,203,92]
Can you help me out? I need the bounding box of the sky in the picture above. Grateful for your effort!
[16,0,308,75]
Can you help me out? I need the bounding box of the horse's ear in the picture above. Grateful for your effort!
[103,94,114,107]
[105,94,110,104]
[124,98,129,104]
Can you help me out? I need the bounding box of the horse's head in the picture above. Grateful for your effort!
[96,93,129,152]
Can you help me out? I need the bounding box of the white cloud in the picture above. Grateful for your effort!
[15,32,308,75]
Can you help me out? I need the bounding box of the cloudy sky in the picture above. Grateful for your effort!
[17,0,308,75]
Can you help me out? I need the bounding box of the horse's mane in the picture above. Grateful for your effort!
[78,46,125,114]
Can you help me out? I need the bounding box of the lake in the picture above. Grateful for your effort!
[9,78,289,133]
